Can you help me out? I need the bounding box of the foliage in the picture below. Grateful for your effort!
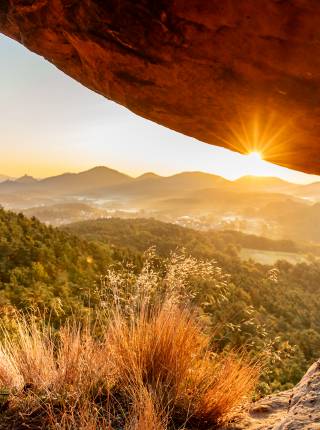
[65,217,320,393]
[0,255,258,429]
[63,217,301,257]
[1,210,320,395]
[0,209,140,324]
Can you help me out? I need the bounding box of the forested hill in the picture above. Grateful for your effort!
[0,208,138,316]
[1,209,320,392]
[64,217,320,391]
[63,217,299,257]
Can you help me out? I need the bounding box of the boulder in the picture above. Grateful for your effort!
[236,360,320,429]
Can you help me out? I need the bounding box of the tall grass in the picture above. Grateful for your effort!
[0,251,259,429]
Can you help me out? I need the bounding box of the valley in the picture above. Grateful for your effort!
[1,166,320,251]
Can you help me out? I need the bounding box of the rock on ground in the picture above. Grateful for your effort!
[233,360,320,429]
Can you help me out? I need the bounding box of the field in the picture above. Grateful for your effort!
[240,248,309,265]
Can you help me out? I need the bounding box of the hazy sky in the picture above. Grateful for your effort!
[0,34,318,184]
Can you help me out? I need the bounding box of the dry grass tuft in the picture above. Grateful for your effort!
[125,387,167,430]
[0,251,259,429]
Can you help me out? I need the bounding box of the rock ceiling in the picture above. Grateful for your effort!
[1,1,320,175]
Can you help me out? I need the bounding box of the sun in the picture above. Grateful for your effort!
[247,151,263,162]
[232,150,271,178]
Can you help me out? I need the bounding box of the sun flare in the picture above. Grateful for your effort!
[247,151,263,162]
[226,149,291,180]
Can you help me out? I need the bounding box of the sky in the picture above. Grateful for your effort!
[0,34,319,184]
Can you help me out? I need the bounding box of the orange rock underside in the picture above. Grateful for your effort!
[1,1,320,175]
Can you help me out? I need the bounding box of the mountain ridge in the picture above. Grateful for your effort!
[0,174,14,183]
[16,174,38,184]
[1,166,320,209]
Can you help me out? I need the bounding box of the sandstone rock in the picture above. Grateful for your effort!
[1,1,320,175]
[236,360,320,429]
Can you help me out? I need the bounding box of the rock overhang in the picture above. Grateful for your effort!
[1,0,320,175]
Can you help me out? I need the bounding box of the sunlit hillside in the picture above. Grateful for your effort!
[0,244,258,429]
[2,3,320,426]
[1,210,320,385]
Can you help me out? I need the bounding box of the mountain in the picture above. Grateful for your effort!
[152,187,300,215]
[259,200,320,242]
[1,167,320,202]
[87,171,232,200]
[162,171,230,188]
[0,166,133,197]
[0,179,33,192]
[1,166,320,221]
[0,168,232,200]
[233,176,320,201]
[38,166,132,194]
[135,172,160,181]
[0,174,13,183]
[232,175,298,194]
[295,181,320,200]
[16,174,38,184]
[0,166,317,201]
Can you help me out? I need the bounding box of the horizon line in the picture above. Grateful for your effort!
[2,164,319,186]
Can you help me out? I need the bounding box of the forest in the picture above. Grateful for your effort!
[1,209,319,396]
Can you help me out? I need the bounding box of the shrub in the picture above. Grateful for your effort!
[0,252,259,429]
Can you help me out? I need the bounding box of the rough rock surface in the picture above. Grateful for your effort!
[1,1,320,175]
[233,360,320,429]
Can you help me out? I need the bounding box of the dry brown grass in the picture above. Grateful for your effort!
[0,252,259,429]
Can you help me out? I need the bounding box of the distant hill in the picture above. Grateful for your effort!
[16,174,38,184]
[232,176,299,194]
[295,181,320,200]
[135,172,160,181]
[64,217,218,257]
[38,166,132,194]
[0,179,34,192]
[86,171,232,200]
[0,174,13,183]
[152,187,299,216]
[63,217,302,257]
[23,202,108,226]
[231,175,320,205]
[1,166,319,204]
[0,166,132,196]
[260,200,320,242]
[1,167,320,243]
